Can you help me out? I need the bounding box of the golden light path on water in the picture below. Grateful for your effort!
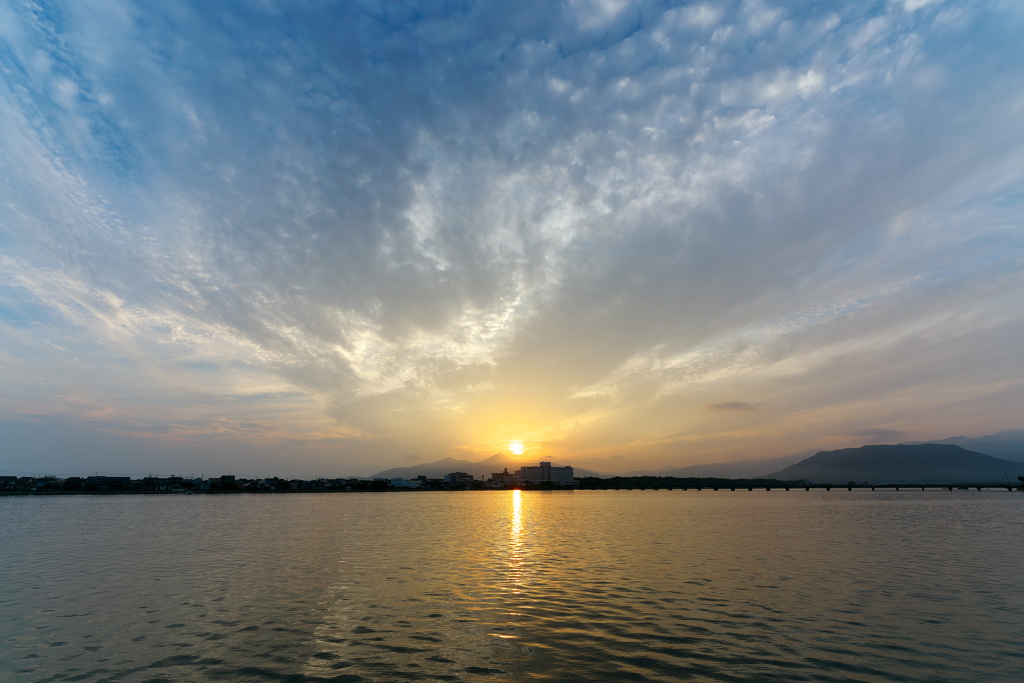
[506,489,524,598]
[300,490,537,678]
[487,490,526,645]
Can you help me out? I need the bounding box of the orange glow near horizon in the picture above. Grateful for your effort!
[508,440,525,455]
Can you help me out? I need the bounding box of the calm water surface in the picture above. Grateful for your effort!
[2,491,1022,682]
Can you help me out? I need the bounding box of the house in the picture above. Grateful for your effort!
[489,468,517,487]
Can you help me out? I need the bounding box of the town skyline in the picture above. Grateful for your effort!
[2,2,1023,478]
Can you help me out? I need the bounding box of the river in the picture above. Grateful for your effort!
[2,490,1022,681]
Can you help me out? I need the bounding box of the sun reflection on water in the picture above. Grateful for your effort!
[507,489,524,597]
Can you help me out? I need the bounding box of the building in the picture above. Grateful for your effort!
[489,468,517,486]
[444,471,475,484]
[84,475,132,491]
[515,461,575,485]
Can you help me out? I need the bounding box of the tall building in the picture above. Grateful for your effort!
[515,461,575,485]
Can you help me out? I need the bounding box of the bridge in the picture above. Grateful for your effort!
[582,484,1022,492]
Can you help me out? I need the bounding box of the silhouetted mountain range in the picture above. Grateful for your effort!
[906,429,1024,463]
[369,453,601,480]
[766,444,1024,484]
[619,452,814,479]
[618,431,1024,479]
[369,430,1024,482]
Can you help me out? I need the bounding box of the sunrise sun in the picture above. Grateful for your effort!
[508,440,525,456]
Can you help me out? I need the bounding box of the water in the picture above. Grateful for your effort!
[2,490,1022,682]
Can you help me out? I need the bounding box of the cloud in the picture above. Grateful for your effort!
[706,402,757,412]
[903,0,944,12]
[852,428,905,441]
[0,1,1023,475]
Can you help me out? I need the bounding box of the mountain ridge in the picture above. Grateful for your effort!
[617,452,814,479]
[766,444,1024,484]
[368,429,1024,481]
[905,429,1024,462]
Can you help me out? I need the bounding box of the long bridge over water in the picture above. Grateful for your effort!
[583,484,1022,492]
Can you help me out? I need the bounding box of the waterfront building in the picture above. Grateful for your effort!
[84,475,132,491]
[444,472,475,484]
[489,468,517,486]
[515,461,575,485]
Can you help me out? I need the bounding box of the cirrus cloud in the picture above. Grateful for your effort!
[1,0,1022,476]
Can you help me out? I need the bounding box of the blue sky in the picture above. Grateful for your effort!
[1,0,1022,477]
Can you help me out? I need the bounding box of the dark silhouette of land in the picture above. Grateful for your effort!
[618,453,813,479]
[767,444,1023,484]
[6,439,1023,496]
[370,453,601,480]
[905,430,1024,462]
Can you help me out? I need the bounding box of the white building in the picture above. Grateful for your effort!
[515,461,575,485]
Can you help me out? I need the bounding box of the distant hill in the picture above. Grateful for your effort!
[623,452,813,479]
[372,434,1024,482]
[369,453,601,480]
[766,444,1024,484]
[904,430,1024,463]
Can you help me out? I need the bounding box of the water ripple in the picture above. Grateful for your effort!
[2,491,1023,681]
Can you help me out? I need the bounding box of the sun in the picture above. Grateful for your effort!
[508,440,525,456]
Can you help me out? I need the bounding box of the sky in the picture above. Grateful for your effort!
[1,0,1022,478]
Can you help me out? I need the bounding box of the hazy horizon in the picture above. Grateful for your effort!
[2,1,1023,478]
[4,428,1022,480]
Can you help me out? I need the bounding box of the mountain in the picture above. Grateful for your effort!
[766,444,1024,484]
[372,435,1024,482]
[905,430,1024,463]
[621,452,814,479]
[369,453,601,480]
